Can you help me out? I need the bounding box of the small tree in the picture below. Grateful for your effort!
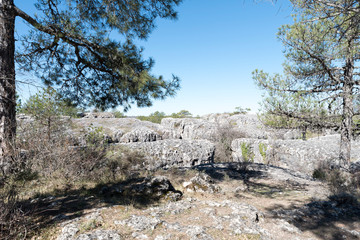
[22,87,77,140]
[137,111,166,123]
[253,0,360,165]
[233,106,251,115]
[170,110,192,118]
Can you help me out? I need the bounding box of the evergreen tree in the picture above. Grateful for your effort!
[0,0,182,160]
[253,0,360,165]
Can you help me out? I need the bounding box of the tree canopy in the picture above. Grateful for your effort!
[15,0,182,110]
[0,0,182,158]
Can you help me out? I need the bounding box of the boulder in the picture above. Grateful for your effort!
[160,118,218,140]
[232,135,360,175]
[183,173,221,193]
[119,139,215,170]
[120,127,162,143]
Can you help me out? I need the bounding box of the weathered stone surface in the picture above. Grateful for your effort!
[83,112,115,118]
[120,127,162,143]
[73,117,164,142]
[117,215,163,232]
[56,223,79,240]
[232,135,360,174]
[119,139,215,169]
[76,230,121,240]
[161,118,218,140]
[183,172,221,193]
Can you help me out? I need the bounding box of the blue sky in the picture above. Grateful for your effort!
[14,0,293,116]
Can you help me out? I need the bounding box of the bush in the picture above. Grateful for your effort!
[213,124,246,163]
[0,145,32,240]
[312,161,360,197]
[21,87,78,140]
[137,111,166,123]
[113,111,125,118]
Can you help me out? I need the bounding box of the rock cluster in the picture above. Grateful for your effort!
[121,139,215,170]
[232,135,360,175]
[63,113,360,173]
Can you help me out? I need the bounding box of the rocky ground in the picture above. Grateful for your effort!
[17,113,360,240]
[32,163,360,240]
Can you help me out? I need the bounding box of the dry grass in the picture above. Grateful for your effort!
[0,119,148,240]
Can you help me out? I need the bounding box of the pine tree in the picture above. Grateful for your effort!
[253,0,360,165]
[0,0,182,160]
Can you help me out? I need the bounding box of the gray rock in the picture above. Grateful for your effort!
[232,135,360,175]
[76,230,121,240]
[83,112,115,118]
[161,118,218,140]
[120,127,161,143]
[183,173,221,193]
[119,139,215,170]
[118,215,162,232]
[113,130,124,142]
[56,223,79,240]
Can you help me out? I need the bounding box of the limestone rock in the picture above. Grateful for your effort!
[83,112,115,118]
[231,135,360,175]
[119,139,215,169]
[76,230,121,240]
[117,215,162,232]
[120,127,162,143]
[56,224,79,240]
[161,118,218,140]
[183,173,221,193]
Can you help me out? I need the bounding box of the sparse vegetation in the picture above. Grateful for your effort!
[258,143,267,162]
[241,142,254,163]
[137,110,193,123]
[213,124,246,163]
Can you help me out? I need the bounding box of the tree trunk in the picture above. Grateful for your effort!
[339,52,354,166]
[0,0,16,169]
[340,85,353,166]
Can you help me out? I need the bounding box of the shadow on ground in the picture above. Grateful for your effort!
[265,194,360,240]
[21,176,174,237]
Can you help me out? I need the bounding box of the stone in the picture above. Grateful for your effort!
[76,230,121,240]
[231,135,360,175]
[83,112,115,118]
[56,223,79,240]
[120,127,161,143]
[119,139,215,170]
[183,173,221,193]
[161,118,218,140]
[118,215,162,232]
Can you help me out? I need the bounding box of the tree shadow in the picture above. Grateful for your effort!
[194,162,266,181]
[21,176,179,237]
[265,194,360,240]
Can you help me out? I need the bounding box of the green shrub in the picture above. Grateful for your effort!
[241,142,254,163]
[258,143,267,161]
[312,168,327,180]
[113,111,125,118]
[137,111,166,123]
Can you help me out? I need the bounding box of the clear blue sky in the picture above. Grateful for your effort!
[14,0,293,116]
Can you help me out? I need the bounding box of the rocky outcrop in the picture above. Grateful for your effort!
[182,172,221,193]
[83,112,115,118]
[73,117,163,142]
[120,127,162,143]
[232,135,360,175]
[120,139,215,169]
[161,118,218,140]
[99,176,182,201]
